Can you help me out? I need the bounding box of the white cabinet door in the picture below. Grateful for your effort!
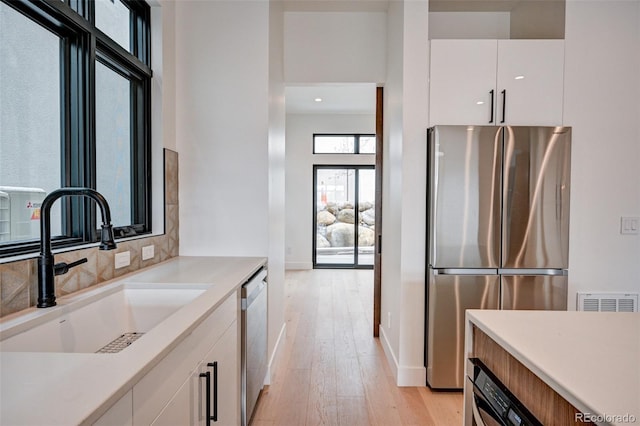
[198,319,239,426]
[429,39,565,126]
[133,294,237,425]
[151,320,239,426]
[429,40,498,125]
[151,378,194,426]
[497,40,564,125]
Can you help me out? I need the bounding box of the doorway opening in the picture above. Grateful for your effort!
[313,165,375,269]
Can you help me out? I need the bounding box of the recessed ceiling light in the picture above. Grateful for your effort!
[314,98,323,102]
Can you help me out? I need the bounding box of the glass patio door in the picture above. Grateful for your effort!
[313,166,375,268]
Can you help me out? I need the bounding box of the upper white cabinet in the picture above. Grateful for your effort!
[496,40,565,125]
[429,39,565,126]
[429,40,498,126]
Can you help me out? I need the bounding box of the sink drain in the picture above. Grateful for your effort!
[96,332,144,353]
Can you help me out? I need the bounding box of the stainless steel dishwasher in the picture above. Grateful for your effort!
[241,267,268,426]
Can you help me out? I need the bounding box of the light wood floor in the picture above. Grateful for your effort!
[251,269,463,426]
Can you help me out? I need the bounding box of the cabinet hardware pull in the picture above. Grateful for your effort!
[501,89,506,123]
[489,89,495,123]
[199,371,211,426]
[207,362,218,422]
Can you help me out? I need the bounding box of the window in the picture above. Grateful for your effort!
[313,134,376,154]
[0,0,152,257]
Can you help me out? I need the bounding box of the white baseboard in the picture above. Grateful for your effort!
[397,365,427,387]
[285,262,312,270]
[264,322,287,386]
[379,325,399,379]
[379,325,427,387]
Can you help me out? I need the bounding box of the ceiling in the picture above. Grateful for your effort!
[285,84,377,115]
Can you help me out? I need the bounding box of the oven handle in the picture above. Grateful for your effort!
[472,397,487,426]
[471,382,508,426]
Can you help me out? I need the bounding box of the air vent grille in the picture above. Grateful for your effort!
[577,293,638,312]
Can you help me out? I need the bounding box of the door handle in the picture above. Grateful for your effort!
[500,89,506,123]
[207,362,218,422]
[489,89,495,123]
[199,371,211,426]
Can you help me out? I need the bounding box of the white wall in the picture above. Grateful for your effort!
[267,0,286,381]
[148,0,174,234]
[159,0,175,152]
[380,0,403,383]
[283,11,387,83]
[429,12,510,39]
[175,0,269,256]
[174,0,286,380]
[285,113,375,270]
[510,0,565,39]
[397,0,429,385]
[379,0,429,386]
[564,0,640,307]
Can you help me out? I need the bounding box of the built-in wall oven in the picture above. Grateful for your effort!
[465,358,542,426]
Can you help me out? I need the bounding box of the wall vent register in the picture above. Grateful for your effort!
[577,293,638,312]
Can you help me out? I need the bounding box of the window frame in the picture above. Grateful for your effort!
[312,133,376,155]
[0,0,152,258]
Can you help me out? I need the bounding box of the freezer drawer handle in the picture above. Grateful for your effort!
[433,268,498,276]
[498,268,567,276]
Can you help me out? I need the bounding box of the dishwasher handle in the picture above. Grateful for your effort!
[242,268,267,311]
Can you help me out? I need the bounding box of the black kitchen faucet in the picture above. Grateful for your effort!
[37,188,117,308]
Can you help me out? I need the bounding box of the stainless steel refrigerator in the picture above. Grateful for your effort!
[426,125,571,389]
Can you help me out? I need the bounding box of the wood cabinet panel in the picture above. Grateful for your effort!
[472,326,594,425]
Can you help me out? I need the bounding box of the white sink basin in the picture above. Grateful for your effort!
[0,283,210,354]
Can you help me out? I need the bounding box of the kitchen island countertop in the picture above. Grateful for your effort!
[466,310,640,426]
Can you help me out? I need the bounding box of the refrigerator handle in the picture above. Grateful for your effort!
[498,268,567,276]
[489,90,495,123]
[556,184,561,220]
[433,268,498,276]
[427,128,438,265]
[500,89,506,123]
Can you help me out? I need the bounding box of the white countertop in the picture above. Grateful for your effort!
[0,256,266,426]
[467,310,640,426]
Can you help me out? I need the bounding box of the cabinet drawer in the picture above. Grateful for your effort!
[133,292,238,425]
